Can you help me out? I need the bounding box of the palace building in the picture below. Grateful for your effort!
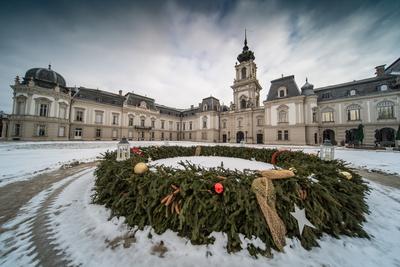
[1,37,400,146]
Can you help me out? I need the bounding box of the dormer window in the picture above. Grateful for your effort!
[349,89,356,96]
[379,85,388,91]
[278,87,287,98]
[203,104,208,111]
[321,92,331,99]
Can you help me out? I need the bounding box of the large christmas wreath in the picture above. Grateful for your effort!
[93,146,369,257]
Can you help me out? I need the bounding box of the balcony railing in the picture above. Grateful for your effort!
[134,125,152,130]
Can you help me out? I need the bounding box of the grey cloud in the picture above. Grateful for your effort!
[0,0,399,112]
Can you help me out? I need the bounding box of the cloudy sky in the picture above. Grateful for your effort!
[1,0,399,112]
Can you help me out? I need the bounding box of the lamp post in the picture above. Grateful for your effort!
[116,137,130,161]
[320,139,335,161]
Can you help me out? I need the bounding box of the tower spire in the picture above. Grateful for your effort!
[244,28,247,47]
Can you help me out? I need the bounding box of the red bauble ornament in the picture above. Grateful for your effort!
[214,183,224,194]
[131,147,144,156]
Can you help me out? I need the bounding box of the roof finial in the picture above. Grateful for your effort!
[48,63,51,70]
[306,77,308,82]
[244,28,247,46]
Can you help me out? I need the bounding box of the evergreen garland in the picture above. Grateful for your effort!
[93,146,370,257]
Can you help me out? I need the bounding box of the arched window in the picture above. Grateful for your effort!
[203,104,208,111]
[278,87,287,98]
[377,101,395,119]
[241,67,246,79]
[202,116,208,129]
[278,110,288,123]
[277,105,289,123]
[240,98,247,109]
[346,104,361,121]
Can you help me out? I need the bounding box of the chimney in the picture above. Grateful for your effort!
[190,105,194,109]
[375,65,385,77]
[119,90,122,95]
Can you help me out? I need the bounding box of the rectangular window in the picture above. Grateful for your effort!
[189,122,193,130]
[151,120,155,128]
[169,121,173,130]
[95,112,103,124]
[161,121,165,129]
[238,120,241,127]
[129,117,134,126]
[95,128,101,138]
[112,114,119,125]
[257,119,262,126]
[347,109,360,121]
[141,132,145,139]
[189,133,192,139]
[141,118,145,127]
[75,110,83,121]
[59,106,66,119]
[161,132,164,140]
[201,132,207,140]
[74,128,82,138]
[182,133,185,139]
[183,122,186,130]
[169,132,172,140]
[128,131,133,139]
[322,111,334,122]
[14,124,21,136]
[39,104,48,117]
[58,126,65,137]
[223,121,226,128]
[284,130,289,141]
[151,132,155,139]
[176,122,179,131]
[17,101,25,115]
[37,125,46,136]
[277,130,282,141]
[112,129,117,138]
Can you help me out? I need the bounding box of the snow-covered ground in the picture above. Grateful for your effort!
[2,157,399,267]
[1,142,400,266]
[0,141,399,187]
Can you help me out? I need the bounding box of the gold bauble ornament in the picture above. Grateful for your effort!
[134,162,149,175]
[339,171,352,180]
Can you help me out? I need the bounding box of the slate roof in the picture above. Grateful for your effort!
[73,87,125,106]
[126,92,156,110]
[266,75,300,101]
[385,57,400,74]
[314,75,399,101]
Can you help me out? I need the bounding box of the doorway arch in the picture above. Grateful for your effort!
[322,129,336,145]
[236,131,244,143]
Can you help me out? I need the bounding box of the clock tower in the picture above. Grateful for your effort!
[231,31,262,111]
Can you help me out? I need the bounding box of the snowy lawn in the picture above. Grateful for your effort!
[41,157,400,267]
[0,141,399,187]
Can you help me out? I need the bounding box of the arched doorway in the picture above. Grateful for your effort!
[375,127,395,146]
[236,131,244,143]
[322,129,336,145]
[345,128,358,144]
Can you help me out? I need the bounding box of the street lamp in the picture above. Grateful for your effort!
[116,137,130,161]
[320,139,335,161]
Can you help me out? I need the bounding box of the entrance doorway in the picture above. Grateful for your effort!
[322,129,336,145]
[222,134,227,143]
[236,131,244,143]
[256,134,263,144]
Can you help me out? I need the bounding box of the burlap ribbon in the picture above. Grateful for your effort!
[252,169,295,251]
